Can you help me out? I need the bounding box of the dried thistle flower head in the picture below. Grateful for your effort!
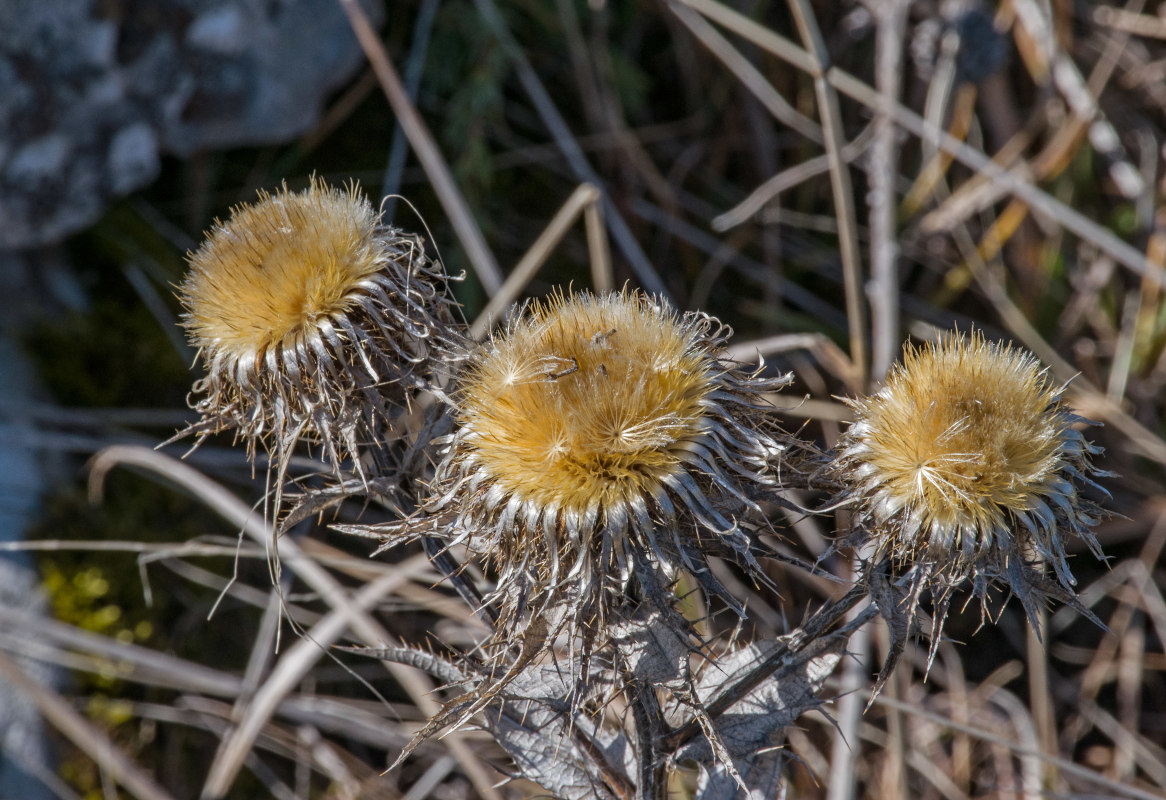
[836,330,1109,632]
[463,291,713,519]
[175,177,457,477]
[363,289,797,674]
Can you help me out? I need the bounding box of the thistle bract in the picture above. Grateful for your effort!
[835,331,1109,631]
[365,290,797,668]
[176,178,458,478]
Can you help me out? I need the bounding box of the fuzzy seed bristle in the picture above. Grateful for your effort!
[836,330,1109,635]
[173,177,458,477]
[460,291,711,515]
[357,289,801,699]
[183,179,387,365]
[848,333,1065,555]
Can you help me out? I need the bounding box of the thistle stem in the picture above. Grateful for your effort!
[660,585,873,751]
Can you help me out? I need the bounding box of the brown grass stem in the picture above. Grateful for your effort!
[676,0,1164,287]
[335,0,504,295]
[87,446,505,800]
[0,649,179,800]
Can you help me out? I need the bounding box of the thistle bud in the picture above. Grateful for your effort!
[835,331,1109,631]
[358,290,798,668]
[175,178,458,477]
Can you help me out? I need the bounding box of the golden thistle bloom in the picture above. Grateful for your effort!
[835,331,1108,628]
[176,178,457,475]
[363,289,796,665]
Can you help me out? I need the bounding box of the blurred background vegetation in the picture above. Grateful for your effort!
[3,0,1166,798]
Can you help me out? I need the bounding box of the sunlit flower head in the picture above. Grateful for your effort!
[835,330,1109,629]
[360,289,798,665]
[175,177,458,477]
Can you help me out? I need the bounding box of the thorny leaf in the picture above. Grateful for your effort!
[681,630,844,798]
[609,607,844,796]
[695,748,788,800]
[364,609,844,800]
[485,660,634,800]
[866,561,914,704]
[609,606,698,697]
[362,643,635,800]
[610,607,751,790]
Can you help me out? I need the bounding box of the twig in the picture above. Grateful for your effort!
[88,446,505,800]
[201,561,425,799]
[381,0,441,224]
[864,0,909,380]
[628,196,848,329]
[712,123,875,233]
[866,690,1166,800]
[669,1,823,144]
[0,649,179,800]
[401,754,458,800]
[783,0,869,389]
[472,0,668,297]
[469,183,603,338]
[336,0,504,295]
[675,0,1163,287]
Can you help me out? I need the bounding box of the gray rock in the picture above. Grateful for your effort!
[109,123,160,195]
[0,333,58,800]
[0,0,384,249]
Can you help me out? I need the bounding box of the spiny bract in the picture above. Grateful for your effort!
[175,177,458,478]
[361,290,799,680]
[836,330,1109,632]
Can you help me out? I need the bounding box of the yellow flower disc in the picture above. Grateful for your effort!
[174,177,457,475]
[182,177,386,365]
[837,330,1110,640]
[854,332,1065,550]
[459,291,712,517]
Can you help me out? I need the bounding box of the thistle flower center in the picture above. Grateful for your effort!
[461,294,712,515]
[182,180,384,360]
[859,336,1065,534]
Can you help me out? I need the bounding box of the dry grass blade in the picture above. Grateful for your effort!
[470,182,603,339]
[711,125,874,234]
[1024,617,1058,791]
[201,558,426,799]
[1,603,244,698]
[865,0,909,380]
[676,0,1163,287]
[0,539,263,558]
[864,691,1165,800]
[783,0,869,390]
[87,446,504,800]
[472,0,668,297]
[725,331,858,396]
[826,619,869,800]
[669,1,822,145]
[584,195,613,293]
[913,129,1034,235]
[1096,5,1166,38]
[334,0,503,295]
[1011,0,1142,199]
[0,649,179,800]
